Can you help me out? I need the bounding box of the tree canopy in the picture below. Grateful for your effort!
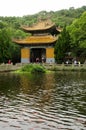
[55,11,86,63]
[54,27,71,63]
[67,11,86,49]
[67,11,86,62]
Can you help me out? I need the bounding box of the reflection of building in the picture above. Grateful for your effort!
[13,20,61,63]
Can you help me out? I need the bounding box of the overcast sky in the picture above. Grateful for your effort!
[0,0,86,17]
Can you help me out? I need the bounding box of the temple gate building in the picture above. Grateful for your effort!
[14,20,61,63]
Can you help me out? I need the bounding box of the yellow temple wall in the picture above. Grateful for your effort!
[21,48,30,63]
[46,48,54,58]
[46,47,55,63]
[21,48,30,58]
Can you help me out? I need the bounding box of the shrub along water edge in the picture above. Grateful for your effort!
[16,64,46,73]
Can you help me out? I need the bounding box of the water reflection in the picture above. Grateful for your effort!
[0,72,86,130]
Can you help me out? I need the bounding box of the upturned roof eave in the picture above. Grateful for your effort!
[21,23,56,32]
[13,34,58,45]
[13,39,57,45]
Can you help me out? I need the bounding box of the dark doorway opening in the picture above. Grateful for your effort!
[30,48,46,63]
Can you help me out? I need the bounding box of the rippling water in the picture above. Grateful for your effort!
[0,71,86,130]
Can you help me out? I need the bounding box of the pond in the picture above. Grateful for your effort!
[0,71,86,130]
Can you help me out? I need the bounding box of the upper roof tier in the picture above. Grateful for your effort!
[21,20,61,34]
[13,35,58,45]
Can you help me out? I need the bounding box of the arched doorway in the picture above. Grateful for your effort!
[30,48,46,63]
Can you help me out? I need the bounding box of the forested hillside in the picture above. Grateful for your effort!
[0,6,86,63]
[1,6,86,28]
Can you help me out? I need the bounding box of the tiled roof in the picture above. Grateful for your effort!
[13,35,58,45]
[21,23,55,31]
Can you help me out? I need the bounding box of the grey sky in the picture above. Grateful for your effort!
[0,0,86,16]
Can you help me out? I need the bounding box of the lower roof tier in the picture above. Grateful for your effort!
[13,35,58,45]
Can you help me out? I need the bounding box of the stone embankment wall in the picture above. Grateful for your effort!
[43,63,86,71]
[0,63,23,72]
[0,63,86,72]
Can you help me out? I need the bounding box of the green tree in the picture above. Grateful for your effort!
[0,28,11,63]
[67,11,86,48]
[0,26,21,63]
[54,27,71,63]
[67,11,86,62]
[12,29,29,39]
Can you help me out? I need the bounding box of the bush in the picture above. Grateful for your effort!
[21,64,46,73]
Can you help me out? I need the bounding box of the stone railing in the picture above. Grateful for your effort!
[0,63,23,72]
